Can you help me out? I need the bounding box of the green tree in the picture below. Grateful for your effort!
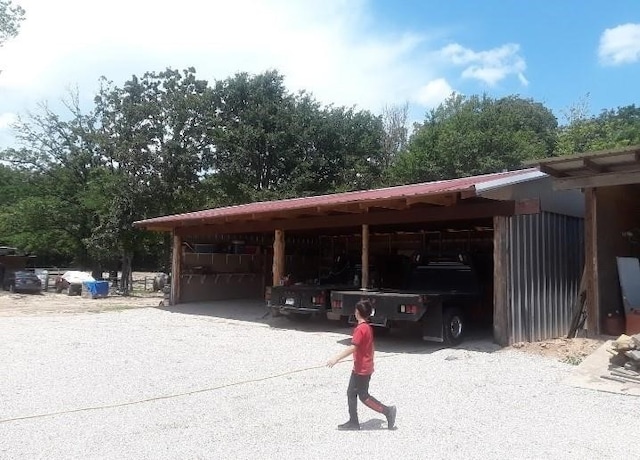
[89,68,215,291]
[2,67,388,279]
[556,101,640,155]
[206,70,386,204]
[0,95,100,266]
[388,94,558,184]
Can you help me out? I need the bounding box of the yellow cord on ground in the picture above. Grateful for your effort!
[0,363,328,424]
[0,347,426,425]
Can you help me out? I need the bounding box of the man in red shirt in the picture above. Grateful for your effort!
[327,300,397,430]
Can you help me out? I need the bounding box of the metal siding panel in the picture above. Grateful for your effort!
[506,212,584,343]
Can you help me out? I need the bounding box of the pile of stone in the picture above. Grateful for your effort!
[603,333,640,384]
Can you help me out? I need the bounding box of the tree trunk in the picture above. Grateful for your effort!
[121,252,133,295]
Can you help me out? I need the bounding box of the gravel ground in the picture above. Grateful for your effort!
[0,301,637,460]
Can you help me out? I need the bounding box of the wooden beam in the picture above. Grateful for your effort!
[582,158,606,173]
[515,198,541,215]
[330,204,366,214]
[538,163,566,178]
[528,145,640,166]
[170,231,182,305]
[364,199,407,210]
[174,200,530,236]
[460,189,477,199]
[493,216,510,346]
[553,170,640,190]
[584,188,599,335]
[406,193,459,207]
[361,224,369,289]
[272,229,285,286]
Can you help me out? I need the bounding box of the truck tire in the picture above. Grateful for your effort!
[443,307,464,345]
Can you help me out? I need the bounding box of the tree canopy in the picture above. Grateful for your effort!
[557,103,640,155]
[0,69,387,282]
[1,67,638,278]
[387,93,558,184]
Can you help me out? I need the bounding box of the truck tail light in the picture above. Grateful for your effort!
[399,304,418,314]
[332,299,342,310]
[312,293,326,305]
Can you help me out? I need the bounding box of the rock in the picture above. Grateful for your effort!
[612,334,635,351]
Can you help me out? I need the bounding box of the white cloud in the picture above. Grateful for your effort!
[0,0,442,135]
[440,43,527,86]
[414,78,454,108]
[598,23,640,65]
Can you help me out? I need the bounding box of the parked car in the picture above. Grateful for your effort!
[3,270,42,293]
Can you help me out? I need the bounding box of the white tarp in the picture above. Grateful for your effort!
[61,271,95,284]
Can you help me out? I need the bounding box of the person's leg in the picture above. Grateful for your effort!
[354,374,387,414]
[338,372,361,430]
[347,371,359,423]
[355,374,397,429]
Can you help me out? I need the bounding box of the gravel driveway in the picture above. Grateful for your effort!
[0,300,637,460]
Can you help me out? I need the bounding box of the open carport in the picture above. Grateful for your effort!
[134,168,584,345]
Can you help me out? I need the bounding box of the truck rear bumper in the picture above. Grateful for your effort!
[277,305,324,314]
[347,314,388,327]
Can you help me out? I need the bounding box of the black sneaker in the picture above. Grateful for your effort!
[337,420,360,431]
[386,406,397,429]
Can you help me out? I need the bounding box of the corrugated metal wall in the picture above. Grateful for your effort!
[506,212,584,343]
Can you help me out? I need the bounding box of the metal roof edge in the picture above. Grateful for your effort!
[473,169,546,196]
[133,168,538,228]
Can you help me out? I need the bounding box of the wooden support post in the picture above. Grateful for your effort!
[361,224,369,289]
[272,229,285,286]
[585,188,600,335]
[170,231,182,306]
[493,216,510,346]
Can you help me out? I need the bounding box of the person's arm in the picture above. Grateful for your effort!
[326,345,356,368]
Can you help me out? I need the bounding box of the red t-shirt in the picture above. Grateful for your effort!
[352,322,374,375]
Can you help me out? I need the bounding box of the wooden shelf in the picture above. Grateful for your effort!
[181,273,260,284]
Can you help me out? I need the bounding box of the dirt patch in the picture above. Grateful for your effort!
[0,291,163,316]
[510,337,606,364]
[0,271,164,316]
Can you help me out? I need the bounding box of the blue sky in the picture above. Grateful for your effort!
[1,0,639,149]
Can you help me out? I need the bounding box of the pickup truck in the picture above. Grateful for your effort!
[267,254,364,321]
[268,254,409,321]
[330,254,484,345]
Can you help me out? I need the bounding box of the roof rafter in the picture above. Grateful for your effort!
[583,158,606,174]
[173,199,539,236]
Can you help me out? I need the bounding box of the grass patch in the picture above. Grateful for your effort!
[561,355,584,366]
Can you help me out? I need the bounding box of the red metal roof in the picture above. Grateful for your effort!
[134,169,538,228]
